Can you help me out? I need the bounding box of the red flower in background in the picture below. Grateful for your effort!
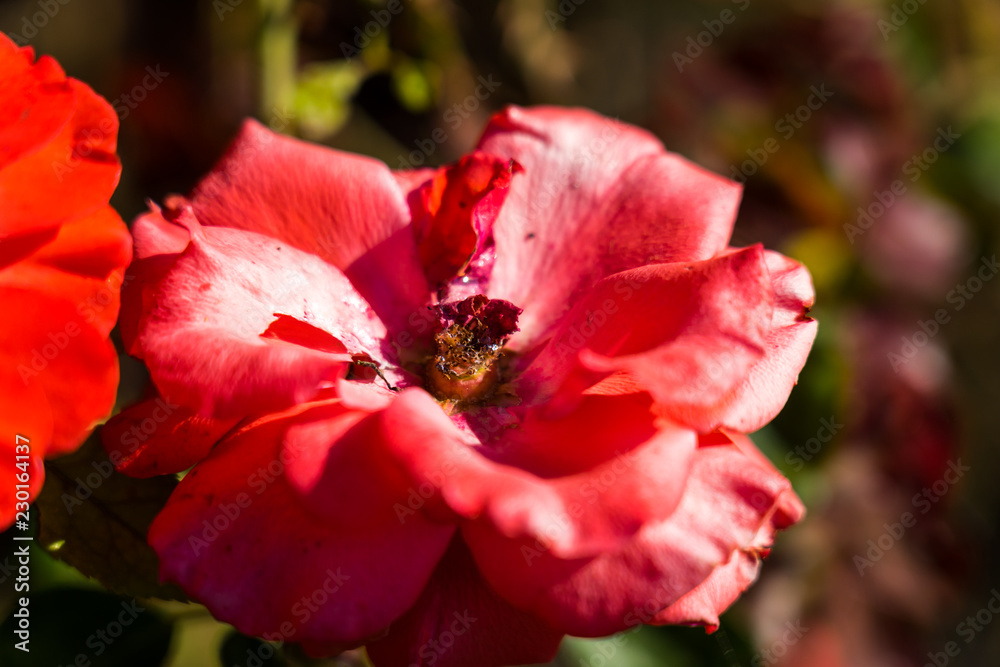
[0,33,130,529]
[106,106,815,665]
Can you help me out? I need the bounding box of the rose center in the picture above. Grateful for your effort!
[425,294,522,403]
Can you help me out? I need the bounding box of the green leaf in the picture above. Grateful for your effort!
[293,61,367,140]
[561,623,755,667]
[561,627,679,667]
[0,587,173,667]
[35,437,186,601]
[391,59,435,113]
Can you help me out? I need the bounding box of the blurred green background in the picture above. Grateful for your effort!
[2,0,1000,665]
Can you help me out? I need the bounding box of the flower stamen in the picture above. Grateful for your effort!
[426,295,521,403]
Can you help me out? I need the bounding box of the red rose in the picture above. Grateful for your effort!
[106,106,814,665]
[0,33,129,529]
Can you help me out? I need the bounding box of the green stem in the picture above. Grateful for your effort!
[258,0,298,126]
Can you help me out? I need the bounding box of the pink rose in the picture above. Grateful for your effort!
[106,106,814,665]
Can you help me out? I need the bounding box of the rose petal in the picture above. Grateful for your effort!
[124,208,388,418]
[408,152,520,286]
[0,37,73,169]
[132,203,193,259]
[0,287,118,456]
[100,397,239,478]
[392,167,436,195]
[0,227,58,271]
[365,538,563,667]
[463,436,804,637]
[26,205,131,280]
[0,34,127,530]
[517,246,773,432]
[710,250,818,432]
[280,405,415,531]
[1,206,130,337]
[149,402,455,645]
[477,106,740,345]
[118,206,195,351]
[0,78,120,235]
[187,120,430,339]
[651,440,805,632]
[649,548,760,631]
[377,389,697,559]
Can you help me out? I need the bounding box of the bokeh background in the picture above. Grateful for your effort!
[2,0,999,665]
